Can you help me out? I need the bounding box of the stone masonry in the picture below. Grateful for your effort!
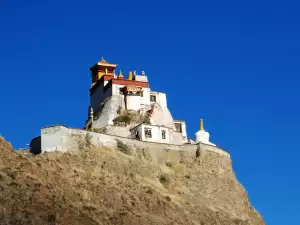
[30,125,230,162]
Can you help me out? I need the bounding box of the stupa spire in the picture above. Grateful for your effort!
[195,118,216,146]
[118,69,124,79]
[200,119,204,131]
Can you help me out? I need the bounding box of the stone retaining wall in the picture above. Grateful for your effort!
[34,125,230,160]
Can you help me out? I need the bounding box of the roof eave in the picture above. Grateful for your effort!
[97,63,117,67]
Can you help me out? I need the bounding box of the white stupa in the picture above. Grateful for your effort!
[195,119,216,146]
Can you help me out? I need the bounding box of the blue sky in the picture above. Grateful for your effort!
[1,0,299,224]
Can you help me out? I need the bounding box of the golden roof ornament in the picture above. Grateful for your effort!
[118,69,124,79]
[200,119,204,131]
[99,56,108,64]
[128,71,133,80]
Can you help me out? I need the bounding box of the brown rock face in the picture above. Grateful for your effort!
[0,137,265,225]
[0,136,13,152]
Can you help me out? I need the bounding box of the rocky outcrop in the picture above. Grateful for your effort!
[0,135,265,225]
[92,95,175,130]
[0,136,13,152]
[92,95,126,129]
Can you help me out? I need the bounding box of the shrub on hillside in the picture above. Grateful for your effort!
[116,140,131,155]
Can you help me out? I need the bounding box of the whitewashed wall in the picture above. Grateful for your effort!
[174,121,188,143]
[37,125,230,159]
[126,95,141,111]
[149,91,167,108]
[92,95,125,129]
[141,87,150,106]
[138,124,170,144]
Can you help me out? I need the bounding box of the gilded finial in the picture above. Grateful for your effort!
[200,119,204,131]
[128,71,133,80]
[99,56,108,64]
[118,69,124,79]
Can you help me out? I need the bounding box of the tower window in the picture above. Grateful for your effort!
[144,128,152,138]
[161,130,166,139]
[175,123,182,133]
[150,95,156,102]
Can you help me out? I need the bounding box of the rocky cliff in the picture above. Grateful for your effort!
[0,136,265,225]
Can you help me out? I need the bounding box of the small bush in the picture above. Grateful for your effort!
[116,140,131,155]
[145,187,154,195]
[117,105,122,115]
[143,115,151,124]
[185,174,191,179]
[114,112,132,125]
[165,161,173,168]
[159,174,171,186]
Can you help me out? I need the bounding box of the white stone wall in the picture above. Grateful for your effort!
[135,75,148,82]
[93,95,125,129]
[103,125,132,138]
[149,102,174,129]
[141,87,150,106]
[181,121,188,143]
[130,124,143,139]
[169,129,186,145]
[41,125,66,152]
[126,95,141,111]
[150,91,167,108]
[111,84,150,110]
[112,83,122,96]
[174,121,188,143]
[39,125,230,159]
[130,124,170,144]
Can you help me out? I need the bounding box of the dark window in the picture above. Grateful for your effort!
[175,123,182,133]
[162,130,166,139]
[145,128,152,138]
[135,130,140,139]
[150,95,156,102]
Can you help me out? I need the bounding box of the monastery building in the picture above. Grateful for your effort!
[84,57,215,146]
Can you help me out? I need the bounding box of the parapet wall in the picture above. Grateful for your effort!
[37,125,230,160]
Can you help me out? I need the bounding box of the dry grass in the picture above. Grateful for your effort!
[0,136,265,225]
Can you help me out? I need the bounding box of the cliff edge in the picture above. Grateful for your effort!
[0,136,265,225]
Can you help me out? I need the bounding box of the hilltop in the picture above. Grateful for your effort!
[0,136,264,225]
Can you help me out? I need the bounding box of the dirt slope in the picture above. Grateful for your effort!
[0,137,265,225]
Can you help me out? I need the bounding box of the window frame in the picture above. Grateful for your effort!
[150,95,156,102]
[144,128,152,138]
[161,130,166,139]
[175,123,182,133]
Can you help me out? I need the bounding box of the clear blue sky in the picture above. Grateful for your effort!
[1,0,299,224]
